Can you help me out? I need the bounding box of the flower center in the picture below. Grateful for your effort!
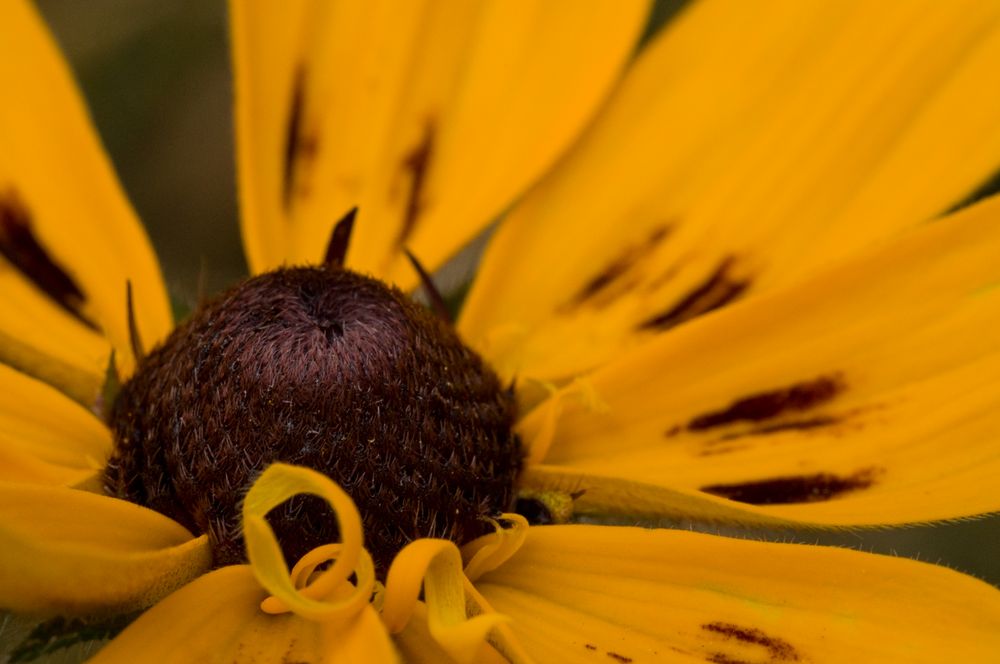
[104,266,521,573]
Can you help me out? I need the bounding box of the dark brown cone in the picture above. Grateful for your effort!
[105,267,521,574]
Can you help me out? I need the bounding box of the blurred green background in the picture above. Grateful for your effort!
[34,0,1000,591]
[39,0,246,306]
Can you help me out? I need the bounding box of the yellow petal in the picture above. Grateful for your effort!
[476,525,1000,663]
[460,0,1000,383]
[518,194,1000,527]
[0,0,172,385]
[231,0,649,284]
[0,483,210,616]
[0,443,99,488]
[0,278,107,404]
[90,565,398,664]
[0,363,110,486]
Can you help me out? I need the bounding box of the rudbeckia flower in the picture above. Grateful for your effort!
[2,0,1000,662]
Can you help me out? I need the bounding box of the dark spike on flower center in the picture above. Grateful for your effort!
[105,267,521,573]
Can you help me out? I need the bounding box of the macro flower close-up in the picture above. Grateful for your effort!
[3,0,1000,661]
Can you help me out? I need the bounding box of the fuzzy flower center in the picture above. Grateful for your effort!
[104,266,522,573]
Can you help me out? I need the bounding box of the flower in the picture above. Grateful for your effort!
[2,0,1000,662]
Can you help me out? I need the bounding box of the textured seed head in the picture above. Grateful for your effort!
[105,267,521,573]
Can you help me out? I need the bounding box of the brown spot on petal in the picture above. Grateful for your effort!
[687,375,845,432]
[568,224,673,309]
[702,622,800,662]
[638,257,750,331]
[397,123,435,250]
[607,653,633,663]
[0,189,97,330]
[584,644,597,651]
[701,468,880,505]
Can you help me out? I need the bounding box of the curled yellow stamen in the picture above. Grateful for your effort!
[462,514,529,582]
[242,463,373,622]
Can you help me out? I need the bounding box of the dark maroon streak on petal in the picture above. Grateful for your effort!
[606,653,633,663]
[397,123,435,250]
[686,374,845,432]
[638,256,750,331]
[695,443,750,457]
[283,66,319,209]
[568,224,673,309]
[701,468,880,505]
[691,415,849,455]
[717,416,842,441]
[702,622,800,662]
[0,189,97,330]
